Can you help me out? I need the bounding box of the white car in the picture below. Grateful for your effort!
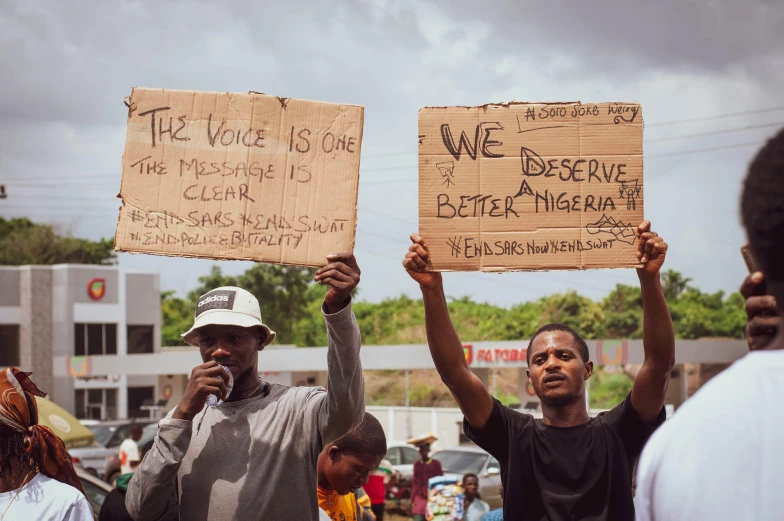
[384,442,421,482]
[69,442,114,478]
[432,446,502,509]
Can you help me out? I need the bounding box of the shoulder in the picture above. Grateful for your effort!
[636,353,784,508]
[33,475,87,505]
[256,383,326,405]
[485,399,534,431]
[652,351,783,439]
[643,353,782,456]
[465,399,533,439]
[595,391,663,429]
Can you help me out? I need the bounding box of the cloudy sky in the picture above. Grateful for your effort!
[1,0,783,306]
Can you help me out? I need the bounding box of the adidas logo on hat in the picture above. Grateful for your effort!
[198,294,230,307]
[182,286,277,348]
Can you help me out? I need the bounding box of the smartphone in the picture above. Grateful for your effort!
[741,243,768,295]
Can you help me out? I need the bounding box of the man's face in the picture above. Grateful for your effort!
[527,331,591,408]
[325,448,383,495]
[198,325,262,382]
[419,444,430,460]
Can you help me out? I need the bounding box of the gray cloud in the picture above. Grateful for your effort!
[1,0,782,308]
[430,0,784,80]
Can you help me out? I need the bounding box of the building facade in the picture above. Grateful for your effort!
[0,265,160,420]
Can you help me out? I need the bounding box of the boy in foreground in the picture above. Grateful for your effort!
[318,413,387,521]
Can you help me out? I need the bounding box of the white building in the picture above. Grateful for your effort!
[0,265,160,419]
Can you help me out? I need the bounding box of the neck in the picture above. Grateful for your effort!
[541,395,590,427]
[0,458,35,493]
[316,452,332,491]
[316,470,331,491]
[225,373,262,402]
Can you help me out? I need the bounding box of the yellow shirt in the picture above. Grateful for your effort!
[318,486,358,521]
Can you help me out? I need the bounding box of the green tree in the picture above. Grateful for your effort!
[538,291,605,339]
[160,290,193,347]
[0,217,116,265]
[601,284,643,338]
[589,368,635,409]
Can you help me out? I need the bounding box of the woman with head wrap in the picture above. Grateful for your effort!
[0,367,93,521]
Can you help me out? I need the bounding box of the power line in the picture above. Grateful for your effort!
[645,106,784,127]
[646,140,762,159]
[358,207,417,227]
[646,121,782,143]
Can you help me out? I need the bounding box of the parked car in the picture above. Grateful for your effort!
[69,442,114,478]
[88,419,155,450]
[384,441,420,482]
[77,466,113,520]
[103,422,159,484]
[432,447,502,509]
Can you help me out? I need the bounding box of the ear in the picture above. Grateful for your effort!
[257,330,267,352]
[328,445,342,462]
[584,360,594,380]
[526,369,531,383]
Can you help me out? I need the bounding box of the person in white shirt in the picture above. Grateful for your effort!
[0,368,93,521]
[118,425,143,475]
[635,128,784,521]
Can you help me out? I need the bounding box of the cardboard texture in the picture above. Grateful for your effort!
[418,102,643,272]
[115,88,364,267]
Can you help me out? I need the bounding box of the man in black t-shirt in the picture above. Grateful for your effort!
[402,221,674,521]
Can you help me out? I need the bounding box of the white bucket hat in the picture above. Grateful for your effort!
[181,286,276,348]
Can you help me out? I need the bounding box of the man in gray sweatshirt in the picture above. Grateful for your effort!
[126,254,365,521]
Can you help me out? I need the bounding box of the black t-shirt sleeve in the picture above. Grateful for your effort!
[599,392,666,463]
[463,398,531,463]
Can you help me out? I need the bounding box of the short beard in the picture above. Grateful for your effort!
[540,391,576,409]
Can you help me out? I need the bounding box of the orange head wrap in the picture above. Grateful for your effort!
[0,367,84,495]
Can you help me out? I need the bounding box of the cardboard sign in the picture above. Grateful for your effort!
[418,102,643,271]
[115,88,364,267]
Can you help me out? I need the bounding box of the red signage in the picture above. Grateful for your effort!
[463,344,473,365]
[475,347,528,363]
[87,278,106,301]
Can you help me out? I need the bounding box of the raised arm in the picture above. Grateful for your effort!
[312,253,365,444]
[630,221,675,422]
[403,234,494,429]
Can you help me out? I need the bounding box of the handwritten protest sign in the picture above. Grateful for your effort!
[418,102,643,271]
[115,88,363,267]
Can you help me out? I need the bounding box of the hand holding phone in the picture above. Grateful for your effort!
[740,244,779,350]
[741,244,767,295]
